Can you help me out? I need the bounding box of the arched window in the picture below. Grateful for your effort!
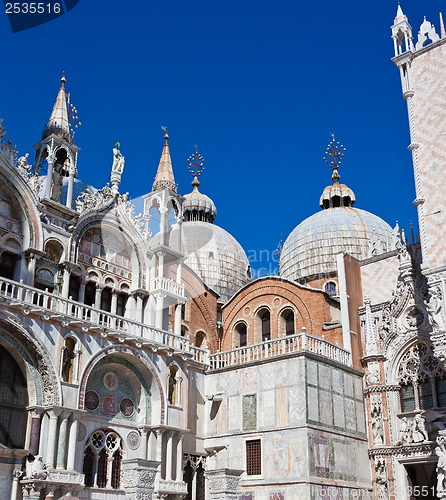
[0,345,28,449]
[195,331,207,348]
[284,311,294,336]
[325,281,337,297]
[116,292,128,317]
[101,287,112,312]
[61,337,77,382]
[398,342,445,412]
[83,429,123,489]
[261,311,270,341]
[168,364,179,405]
[234,323,247,348]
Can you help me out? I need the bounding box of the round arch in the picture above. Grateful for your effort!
[79,345,166,425]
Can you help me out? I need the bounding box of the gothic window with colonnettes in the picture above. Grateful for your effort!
[398,342,446,412]
[83,429,123,489]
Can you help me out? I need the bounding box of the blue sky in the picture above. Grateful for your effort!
[0,0,442,272]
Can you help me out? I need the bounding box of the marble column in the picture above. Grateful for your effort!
[165,431,173,481]
[148,429,156,460]
[94,283,102,309]
[176,433,183,481]
[61,266,71,299]
[174,301,183,337]
[65,166,75,209]
[155,293,165,330]
[10,469,22,500]
[138,426,148,460]
[38,412,49,457]
[78,277,86,304]
[26,253,36,287]
[45,157,55,199]
[28,408,42,456]
[45,408,61,468]
[56,411,70,469]
[66,415,79,470]
[111,289,119,315]
[157,251,165,279]
[155,428,164,479]
[135,293,143,323]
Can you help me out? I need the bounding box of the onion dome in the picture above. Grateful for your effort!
[280,136,396,282]
[180,146,250,302]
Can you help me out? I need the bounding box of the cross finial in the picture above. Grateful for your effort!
[161,126,168,144]
[323,134,346,184]
[187,145,205,189]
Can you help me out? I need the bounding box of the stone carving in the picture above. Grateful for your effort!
[17,153,30,176]
[370,395,384,446]
[427,285,446,332]
[375,458,388,499]
[396,414,429,444]
[404,305,426,329]
[120,459,159,500]
[25,455,48,480]
[127,431,141,450]
[366,369,380,385]
[436,434,446,498]
[75,183,115,213]
[415,17,440,50]
[77,422,86,441]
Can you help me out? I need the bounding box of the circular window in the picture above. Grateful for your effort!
[120,398,135,418]
[85,390,99,411]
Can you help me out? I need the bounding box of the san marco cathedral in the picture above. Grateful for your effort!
[0,4,446,500]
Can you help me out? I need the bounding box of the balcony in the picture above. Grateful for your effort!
[149,276,185,300]
[209,329,351,370]
[0,276,208,366]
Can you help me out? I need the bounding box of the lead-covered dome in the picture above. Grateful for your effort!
[181,156,250,302]
[182,221,250,303]
[280,137,396,282]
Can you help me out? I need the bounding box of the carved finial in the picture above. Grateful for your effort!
[274,235,284,260]
[162,126,168,144]
[323,134,346,184]
[187,145,205,190]
[61,72,66,88]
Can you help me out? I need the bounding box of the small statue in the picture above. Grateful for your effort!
[427,285,446,332]
[112,142,125,175]
[28,455,47,480]
[371,409,384,445]
[412,414,429,443]
[396,416,413,445]
[17,153,30,177]
[436,435,446,496]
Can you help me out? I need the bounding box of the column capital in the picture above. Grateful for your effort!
[26,406,45,417]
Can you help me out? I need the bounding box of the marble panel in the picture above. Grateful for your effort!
[333,394,345,429]
[307,359,318,386]
[288,386,306,425]
[307,387,319,422]
[319,390,333,426]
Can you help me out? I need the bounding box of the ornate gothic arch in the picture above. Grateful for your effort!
[0,310,61,406]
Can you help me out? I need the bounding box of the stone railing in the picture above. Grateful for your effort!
[150,276,185,297]
[209,328,351,370]
[0,276,208,365]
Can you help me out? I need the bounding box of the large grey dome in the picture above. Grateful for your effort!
[181,221,250,303]
[279,206,396,281]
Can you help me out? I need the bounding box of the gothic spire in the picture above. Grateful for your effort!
[152,128,176,192]
[43,73,71,142]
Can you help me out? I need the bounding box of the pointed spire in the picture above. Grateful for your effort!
[394,2,407,23]
[44,73,70,141]
[440,12,446,38]
[152,127,177,192]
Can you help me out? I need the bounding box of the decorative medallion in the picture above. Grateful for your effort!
[102,394,117,415]
[85,390,99,411]
[77,422,86,441]
[273,297,281,306]
[103,371,119,391]
[127,431,141,450]
[243,306,251,316]
[120,397,135,418]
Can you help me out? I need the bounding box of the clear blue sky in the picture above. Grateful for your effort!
[1,0,442,272]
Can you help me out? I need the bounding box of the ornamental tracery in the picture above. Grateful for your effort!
[397,343,443,384]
